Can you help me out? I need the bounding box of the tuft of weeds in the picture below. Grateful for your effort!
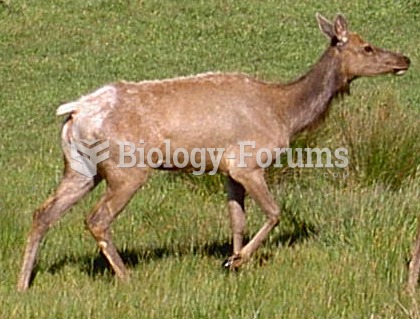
[334,91,419,189]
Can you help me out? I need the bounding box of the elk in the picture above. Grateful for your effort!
[17,13,410,291]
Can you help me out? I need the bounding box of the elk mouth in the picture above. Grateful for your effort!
[392,56,410,75]
[393,68,408,76]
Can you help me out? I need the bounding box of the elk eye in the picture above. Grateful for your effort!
[364,45,374,53]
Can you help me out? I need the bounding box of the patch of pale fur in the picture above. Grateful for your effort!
[56,85,117,116]
[120,72,254,87]
[57,73,254,116]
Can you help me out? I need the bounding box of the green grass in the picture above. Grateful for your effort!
[1,0,419,318]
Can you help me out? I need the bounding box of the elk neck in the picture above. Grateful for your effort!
[278,47,350,136]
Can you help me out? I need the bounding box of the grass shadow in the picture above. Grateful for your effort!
[95,241,235,277]
[47,242,232,278]
[47,203,316,278]
[274,217,318,247]
[47,246,173,278]
[47,216,317,279]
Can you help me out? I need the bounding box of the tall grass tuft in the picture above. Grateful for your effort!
[334,90,419,189]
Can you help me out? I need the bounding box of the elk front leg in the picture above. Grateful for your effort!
[225,169,279,269]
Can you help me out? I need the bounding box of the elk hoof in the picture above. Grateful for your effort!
[223,254,242,270]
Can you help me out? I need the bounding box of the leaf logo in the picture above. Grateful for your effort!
[70,139,110,177]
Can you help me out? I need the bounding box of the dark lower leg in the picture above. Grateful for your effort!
[226,170,279,268]
[227,177,246,255]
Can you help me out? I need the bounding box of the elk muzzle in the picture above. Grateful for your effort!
[393,55,410,75]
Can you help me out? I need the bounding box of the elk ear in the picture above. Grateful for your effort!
[316,13,335,39]
[334,14,348,43]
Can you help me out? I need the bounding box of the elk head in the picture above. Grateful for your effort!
[316,13,410,80]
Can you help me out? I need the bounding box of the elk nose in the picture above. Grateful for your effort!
[403,56,411,66]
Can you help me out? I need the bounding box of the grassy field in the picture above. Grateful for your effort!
[1,0,419,318]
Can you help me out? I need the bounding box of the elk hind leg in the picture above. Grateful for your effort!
[85,174,147,280]
[17,169,99,291]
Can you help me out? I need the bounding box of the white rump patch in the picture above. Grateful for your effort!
[56,85,117,116]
